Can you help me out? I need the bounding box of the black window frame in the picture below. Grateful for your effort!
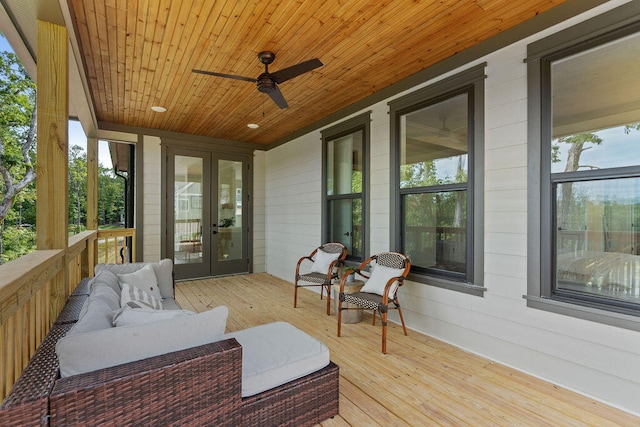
[390,64,485,296]
[526,1,640,330]
[321,112,370,263]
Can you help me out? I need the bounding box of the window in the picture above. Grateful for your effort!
[322,112,370,262]
[390,65,485,295]
[527,4,640,328]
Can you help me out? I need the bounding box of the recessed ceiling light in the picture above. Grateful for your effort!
[151,106,167,113]
[247,123,259,129]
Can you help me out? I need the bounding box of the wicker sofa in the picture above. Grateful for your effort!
[0,264,339,426]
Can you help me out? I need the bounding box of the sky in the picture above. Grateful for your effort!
[1,32,113,168]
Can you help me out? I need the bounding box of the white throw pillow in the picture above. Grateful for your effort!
[360,263,405,298]
[117,264,163,303]
[113,305,195,327]
[310,249,341,274]
[95,259,174,299]
[120,282,163,310]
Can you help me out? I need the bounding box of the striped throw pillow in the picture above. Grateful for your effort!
[120,282,163,310]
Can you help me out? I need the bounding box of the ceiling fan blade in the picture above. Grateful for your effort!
[270,58,323,84]
[267,85,289,109]
[191,69,256,83]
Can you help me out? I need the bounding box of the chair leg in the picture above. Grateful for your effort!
[294,282,298,308]
[397,303,408,336]
[337,298,343,337]
[372,310,377,325]
[325,284,331,315]
[381,311,388,354]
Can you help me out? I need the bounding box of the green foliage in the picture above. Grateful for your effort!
[98,166,125,226]
[0,225,35,263]
[69,144,87,232]
[0,35,37,263]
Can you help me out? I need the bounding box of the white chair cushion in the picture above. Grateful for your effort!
[221,322,330,397]
[360,263,405,298]
[57,305,229,378]
[310,249,341,274]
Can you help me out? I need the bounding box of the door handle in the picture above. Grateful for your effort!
[344,231,351,236]
[212,224,218,234]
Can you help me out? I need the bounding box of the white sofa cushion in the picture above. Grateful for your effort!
[112,305,195,327]
[56,305,229,378]
[67,286,120,336]
[161,298,182,310]
[90,270,120,295]
[95,259,174,299]
[221,322,330,397]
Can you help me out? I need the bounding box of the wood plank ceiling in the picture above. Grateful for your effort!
[66,0,568,146]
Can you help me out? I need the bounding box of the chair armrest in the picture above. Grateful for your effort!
[295,255,314,276]
[382,276,406,304]
[49,339,243,426]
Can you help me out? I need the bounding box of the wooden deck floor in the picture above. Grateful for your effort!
[175,273,639,426]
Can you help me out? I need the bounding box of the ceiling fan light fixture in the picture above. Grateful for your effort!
[247,123,259,129]
[151,105,167,113]
[192,51,322,110]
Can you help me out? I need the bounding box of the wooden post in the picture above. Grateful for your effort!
[35,20,69,324]
[86,137,98,275]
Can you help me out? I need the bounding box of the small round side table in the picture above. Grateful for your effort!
[332,279,364,323]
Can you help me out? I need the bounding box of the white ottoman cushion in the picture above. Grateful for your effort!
[221,322,330,397]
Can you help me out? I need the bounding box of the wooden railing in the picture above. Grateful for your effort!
[0,229,103,401]
[97,228,136,264]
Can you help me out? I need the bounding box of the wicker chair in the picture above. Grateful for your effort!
[337,252,411,353]
[294,243,347,315]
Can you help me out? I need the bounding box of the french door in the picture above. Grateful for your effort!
[166,147,250,280]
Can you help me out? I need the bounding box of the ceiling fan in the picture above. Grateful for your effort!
[192,51,323,109]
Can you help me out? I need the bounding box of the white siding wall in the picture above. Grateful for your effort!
[264,0,640,414]
[142,135,162,261]
[265,133,323,279]
[253,150,266,273]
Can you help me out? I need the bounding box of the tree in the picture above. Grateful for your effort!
[554,133,602,232]
[0,38,37,263]
[98,165,124,226]
[68,144,87,233]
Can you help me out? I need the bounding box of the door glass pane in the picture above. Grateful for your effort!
[218,160,243,261]
[555,177,640,304]
[400,93,468,188]
[174,156,203,264]
[403,191,467,274]
[329,198,362,259]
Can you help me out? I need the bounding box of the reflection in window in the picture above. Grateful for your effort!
[401,93,468,188]
[174,155,203,265]
[556,178,640,303]
[329,198,363,260]
[550,30,640,308]
[400,92,469,278]
[325,128,365,261]
[403,191,466,274]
